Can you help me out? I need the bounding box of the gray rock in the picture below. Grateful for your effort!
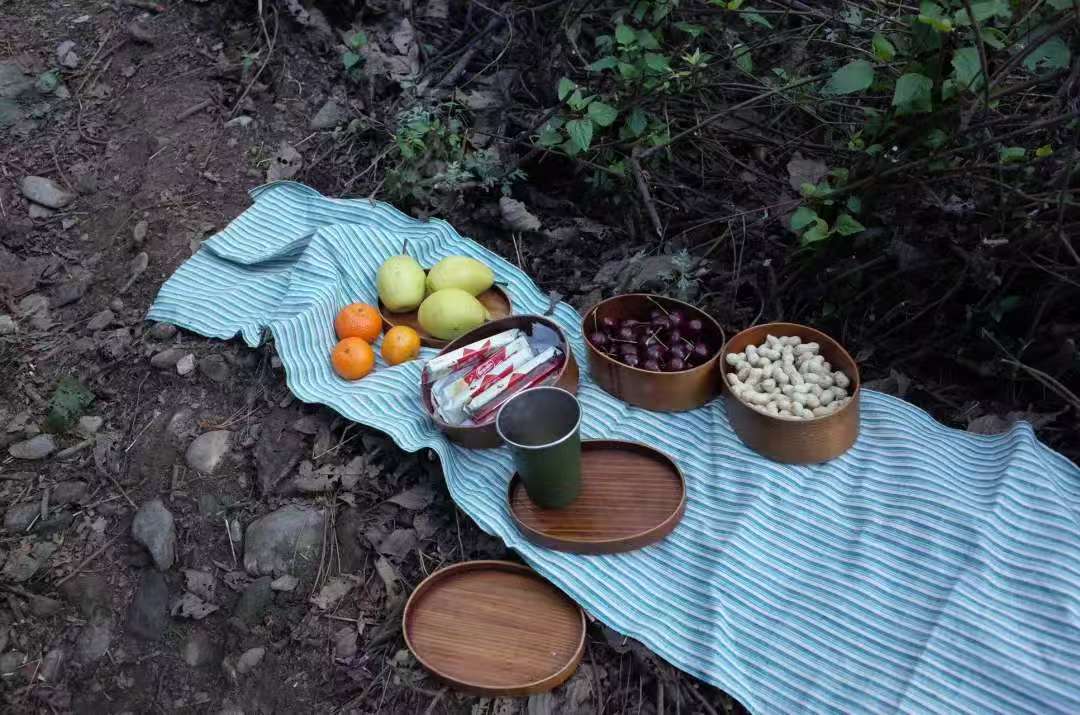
[224,115,255,129]
[39,647,64,681]
[127,20,155,44]
[57,41,79,68]
[77,415,103,436]
[0,98,22,128]
[199,354,230,383]
[86,309,114,331]
[333,627,357,660]
[28,593,63,617]
[0,650,26,675]
[19,176,76,209]
[16,293,51,330]
[28,203,55,219]
[235,646,265,675]
[132,498,176,570]
[60,573,110,618]
[9,434,57,459]
[269,574,298,592]
[52,480,88,505]
[133,219,148,246]
[0,314,15,334]
[310,99,348,130]
[176,353,196,376]
[150,348,185,370]
[233,576,273,625]
[183,629,221,667]
[76,618,113,662]
[4,501,40,531]
[149,322,178,340]
[0,61,34,99]
[108,297,124,311]
[185,431,232,473]
[52,280,88,308]
[127,570,169,640]
[243,505,326,577]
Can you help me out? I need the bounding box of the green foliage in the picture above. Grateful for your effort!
[46,376,94,433]
[823,61,874,95]
[342,32,368,80]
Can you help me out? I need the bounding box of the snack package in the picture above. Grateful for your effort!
[465,346,564,422]
[424,329,523,382]
[432,339,535,424]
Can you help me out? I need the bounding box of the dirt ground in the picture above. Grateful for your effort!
[0,2,743,713]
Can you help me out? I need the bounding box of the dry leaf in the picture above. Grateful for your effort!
[500,196,542,232]
[171,592,219,620]
[786,153,828,192]
[387,485,434,511]
[376,529,418,559]
[266,142,303,182]
[183,569,218,602]
[310,576,356,610]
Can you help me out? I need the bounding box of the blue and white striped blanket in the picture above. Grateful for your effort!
[149,181,1080,714]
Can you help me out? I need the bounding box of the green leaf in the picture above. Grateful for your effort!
[829,167,850,184]
[1048,0,1074,8]
[924,128,948,149]
[999,146,1026,164]
[566,88,588,111]
[626,107,648,137]
[537,125,563,147]
[557,77,575,101]
[342,51,362,70]
[790,206,818,231]
[587,55,617,72]
[1035,144,1054,158]
[917,1,953,32]
[46,376,94,433]
[741,9,773,28]
[941,78,959,102]
[561,137,581,157]
[892,73,933,115]
[872,33,896,62]
[800,218,831,245]
[980,28,1008,50]
[674,21,706,37]
[822,60,874,95]
[618,61,641,80]
[637,30,661,50]
[644,53,671,73]
[840,6,863,27]
[587,101,618,127]
[834,213,866,236]
[566,118,594,152]
[1023,35,1070,73]
[951,47,985,91]
[953,0,1010,25]
[845,196,862,214]
[348,31,368,49]
[615,23,637,46]
[733,44,753,73]
[36,71,59,92]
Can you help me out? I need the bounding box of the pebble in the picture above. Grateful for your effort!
[233,576,273,625]
[77,415,103,436]
[18,176,75,209]
[28,203,55,219]
[60,573,110,618]
[269,574,298,592]
[131,498,176,570]
[333,627,357,660]
[4,501,41,531]
[243,505,326,577]
[108,297,124,312]
[17,293,51,331]
[185,430,232,473]
[182,629,222,667]
[127,20,155,44]
[56,41,79,68]
[40,647,65,681]
[86,309,114,331]
[177,353,196,376]
[133,219,148,246]
[199,354,230,383]
[150,348,185,370]
[224,115,255,129]
[9,434,57,459]
[149,322,178,340]
[310,99,348,130]
[52,480,89,505]
[29,594,63,617]
[235,647,265,675]
[127,570,169,640]
[0,651,26,675]
[0,314,15,334]
[52,280,88,307]
[76,618,113,663]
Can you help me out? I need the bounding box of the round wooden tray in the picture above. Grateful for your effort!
[402,561,585,696]
[379,283,512,348]
[508,440,686,554]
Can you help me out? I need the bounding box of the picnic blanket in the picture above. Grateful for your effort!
[148,181,1080,714]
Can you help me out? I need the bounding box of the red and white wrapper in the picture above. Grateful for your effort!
[424,328,523,382]
[465,346,563,421]
[432,338,534,424]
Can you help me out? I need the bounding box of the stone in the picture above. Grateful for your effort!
[0,314,15,334]
[76,618,113,662]
[176,353,196,376]
[185,431,232,474]
[269,574,298,592]
[127,570,169,640]
[17,294,51,330]
[233,576,273,625]
[224,115,255,129]
[310,99,348,130]
[235,647,265,675]
[243,505,326,577]
[0,651,26,675]
[28,593,63,617]
[57,41,80,68]
[149,322,178,340]
[132,219,148,246]
[29,203,55,219]
[333,627,357,660]
[19,176,76,209]
[108,297,124,311]
[0,98,22,128]
[39,647,65,681]
[52,280,88,308]
[4,501,41,531]
[199,354,230,383]
[150,348,185,370]
[77,415,103,436]
[60,573,110,618]
[0,61,34,99]
[183,630,221,667]
[51,480,88,505]
[127,20,155,44]
[9,434,57,459]
[131,498,176,570]
[86,309,114,331]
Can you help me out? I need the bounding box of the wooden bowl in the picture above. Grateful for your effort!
[379,280,512,349]
[721,322,860,464]
[421,315,579,449]
[581,294,725,412]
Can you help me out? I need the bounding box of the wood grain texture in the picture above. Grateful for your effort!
[721,322,860,464]
[380,281,512,348]
[509,440,686,554]
[582,294,724,412]
[421,315,579,449]
[402,561,585,696]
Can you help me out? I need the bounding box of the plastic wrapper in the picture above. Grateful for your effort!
[432,338,535,424]
[466,346,564,423]
[424,329,522,382]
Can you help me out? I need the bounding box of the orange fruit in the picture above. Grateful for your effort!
[381,326,421,366]
[331,337,375,380]
[335,303,382,343]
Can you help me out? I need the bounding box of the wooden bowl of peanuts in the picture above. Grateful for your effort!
[720,323,860,464]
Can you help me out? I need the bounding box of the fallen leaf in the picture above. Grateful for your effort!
[171,592,219,620]
[376,528,418,559]
[310,575,356,610]
[413,512,438,540]
[500,196,542,232]
[266,142,303,182]
[387,485,434,511]
[375,557,400,596]
[333,626,358,660]
[786,153,828,192]
[223,570,250,592]
[183,569,218,602]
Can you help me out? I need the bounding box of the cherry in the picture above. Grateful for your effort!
[690,343,711,363]
[642,359,661,372]
[588,331,609,348]
[644,344,664,361]
[667,310,685,328]
[669,329,683,345]
[600,316,617,330]
[617,326,635,341]
[670,344,689,362]
[667,357,687,371]
[649,309,665,321]
[622,353,641,368]
[684,318,703,335]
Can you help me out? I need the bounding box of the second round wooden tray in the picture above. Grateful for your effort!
[379,283,512,348]
[508,440,686,554]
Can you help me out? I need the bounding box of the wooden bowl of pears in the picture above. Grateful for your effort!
[377,254,513,348]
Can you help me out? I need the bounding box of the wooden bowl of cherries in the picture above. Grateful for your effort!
[581,294,725,412]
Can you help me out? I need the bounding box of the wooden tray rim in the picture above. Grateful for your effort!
[402,560,586,696]
[508,439,687,555]
[378,280,513,349]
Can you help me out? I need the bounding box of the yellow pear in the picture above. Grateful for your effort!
[377,255,426,312]
[417,289,489,340]
[426,256,494,296]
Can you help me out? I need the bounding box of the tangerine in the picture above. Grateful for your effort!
[335,303,382,343]
[381,326,422,366]
[331,337,375,380]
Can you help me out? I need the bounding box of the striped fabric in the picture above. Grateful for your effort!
[149,181,1080,714]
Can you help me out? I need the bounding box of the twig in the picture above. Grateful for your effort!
[54,438,94,460]
[960,0,991,109]
[990,13,1077,86]
[50,142,76,196]
[54,532,124,587]
[175,99,213,123]
[422,689,447,715]
[228,4,278,118]
[225,516,237,567]
[630,147,663,239]
[686,684,721,715]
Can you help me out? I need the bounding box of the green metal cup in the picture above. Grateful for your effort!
[496,387,582,509]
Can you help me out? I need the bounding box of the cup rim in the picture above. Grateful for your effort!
[495,386,581,451]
